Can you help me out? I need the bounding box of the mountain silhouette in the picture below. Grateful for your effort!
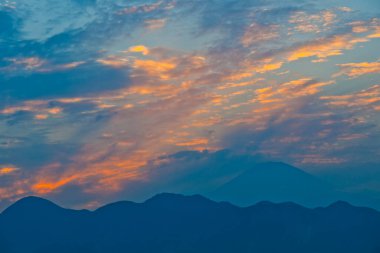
[208,162,339,207]
[0,196,90,253]
[0,193,380,253]
[1,194,380,253]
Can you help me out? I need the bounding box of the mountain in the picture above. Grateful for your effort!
[0,196,91,253]
[1,194,380,253]
[208,162,340,207]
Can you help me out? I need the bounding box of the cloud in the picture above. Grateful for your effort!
[128,45,150,55]
[286,34,368,62]
[144,18,167,30]
[132,59,177,79]
[368,26,380,38]
[321,84,380,111]
[240,23,279,47]
[0,166,19,176]
[338,7,353,12]
[335,61,380,79]
[117,1,166,15]
[289,10,337,33]
[1,57,85,75]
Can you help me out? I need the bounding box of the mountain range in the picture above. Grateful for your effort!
[1,193,380,253]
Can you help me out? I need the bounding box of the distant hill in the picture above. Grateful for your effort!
[1,194,380,253]
[208,162,340,207]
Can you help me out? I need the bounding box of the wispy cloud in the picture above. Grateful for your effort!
[335,61,380,78]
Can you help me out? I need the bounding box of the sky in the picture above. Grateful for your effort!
[0,0,380,210]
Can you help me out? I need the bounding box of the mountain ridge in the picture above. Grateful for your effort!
[0,192,380,215]
[1,194,380,253]
[3,193,378,214]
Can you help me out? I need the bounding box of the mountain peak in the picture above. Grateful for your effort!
[261,161,291,167]
[2,196,61,216]
[328,200,354,209]
[209,161,335,207]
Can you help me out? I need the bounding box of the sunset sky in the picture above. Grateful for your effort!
[0,0,380,209]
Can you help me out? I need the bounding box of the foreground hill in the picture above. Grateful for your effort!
[0,194,380,253]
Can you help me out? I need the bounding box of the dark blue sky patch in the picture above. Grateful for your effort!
[0,63,131,107]
[0,10,18,39]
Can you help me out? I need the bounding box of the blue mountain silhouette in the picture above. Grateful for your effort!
[208,162,339,207]
[1,193,380,253]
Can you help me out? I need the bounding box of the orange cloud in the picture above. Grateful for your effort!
[240,57,284,75]
[57,98,86,103]
[368,26,380,38]
[0,105,35,114]
[352,25,369,34]
[8,57,45,70]
[128,45,150,55]
[253,78,334,106]
[47,107,63,115]
[24,79,214,196]
[321,84,380,110]
[33,177,76,195]
[31,149,150,195]
[222,73,253,82]
[336,61,380,78]
[0,103,63,118]
[289,10,336,34]
[241,23,279,47]
[175,138,209,147]
[254,62,284,73]
[278,79,334,97]
[35,114,49,120]
[367,19,380,38]
[129,84,181,97]
[0,167,18,175]
[132,59,176,80]
[287,34,368,62]
[350,19,380,39]
[218,78,264,90]
[55,61,85,70]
